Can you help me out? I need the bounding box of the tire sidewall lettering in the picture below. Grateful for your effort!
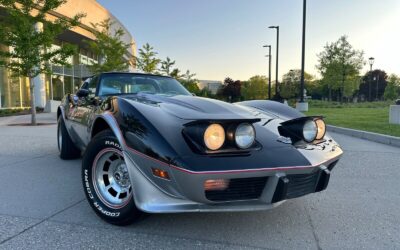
[105,140,122,150]
[85,161,122,218]
[82,131,140,224]
[84,139,125,218]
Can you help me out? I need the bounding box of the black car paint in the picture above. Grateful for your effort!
[61,73,314,174]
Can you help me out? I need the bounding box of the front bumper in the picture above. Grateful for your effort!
[123,145,341,213]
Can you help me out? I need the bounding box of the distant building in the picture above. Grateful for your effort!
[198,80,223,95]
[0,0,136,109]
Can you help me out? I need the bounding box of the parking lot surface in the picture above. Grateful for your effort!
[0,114,399,249]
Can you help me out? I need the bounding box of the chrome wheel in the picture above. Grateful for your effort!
[92,148,132,209]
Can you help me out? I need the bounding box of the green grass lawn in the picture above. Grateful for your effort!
[305,102,400,137]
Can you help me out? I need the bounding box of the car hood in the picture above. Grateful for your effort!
[121,94,273,120]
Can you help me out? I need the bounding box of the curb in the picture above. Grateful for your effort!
[327,125,400,148]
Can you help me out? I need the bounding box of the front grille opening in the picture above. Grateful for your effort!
[205,177,268,202]
[285,171,319,199]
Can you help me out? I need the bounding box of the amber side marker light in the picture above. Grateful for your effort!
[152,168,170,180]
[204,179,230,191]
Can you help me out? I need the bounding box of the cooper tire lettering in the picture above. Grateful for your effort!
[82,130,141,225]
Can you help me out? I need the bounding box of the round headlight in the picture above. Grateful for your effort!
[204,124,225,151]
[235,123,255,149]
[303,120,317,142]
[315,119,326,140]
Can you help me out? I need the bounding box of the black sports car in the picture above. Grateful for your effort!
[57,72,343,225]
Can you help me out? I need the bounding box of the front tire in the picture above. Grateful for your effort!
[82,130,142,226]
[58,117,81,159]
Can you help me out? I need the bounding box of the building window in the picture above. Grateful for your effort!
[51,75,64,101]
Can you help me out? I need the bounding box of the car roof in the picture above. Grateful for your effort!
[96,72,174,79]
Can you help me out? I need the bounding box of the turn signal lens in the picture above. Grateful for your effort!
[152,168,170,180]
[204,124,225,151]
[204,179,230,191]
[315,119,326,140]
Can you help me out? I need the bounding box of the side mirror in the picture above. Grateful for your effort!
[76,89,90,98]
[68,94,78,106]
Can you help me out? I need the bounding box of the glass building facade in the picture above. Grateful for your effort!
[0,44,97,109]
[0,0,136,110]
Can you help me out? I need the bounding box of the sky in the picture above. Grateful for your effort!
[97,0,400,81]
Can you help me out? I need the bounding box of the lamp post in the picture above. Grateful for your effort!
[268,25,279,98]
[263,45,272,99]
[300,0,306,103]
[375,74,380,101]
[368,57,374,102]
[295,0,309,111]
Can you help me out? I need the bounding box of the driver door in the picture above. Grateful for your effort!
[68,76,99,148]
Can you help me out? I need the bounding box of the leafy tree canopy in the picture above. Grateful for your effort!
[280,69,313,100]
[160,57,175,76]
[179,70,200,94]
[86,18,132,74]
[359,69,388,101]
[0,0,84,77]
[316,35,364,101]
[136,43,160,73]
[218,77,241,102]
[384,74,400,101]
[0,0,84,124]
[241,75,268,100]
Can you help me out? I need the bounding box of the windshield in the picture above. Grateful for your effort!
[97,74,191,96]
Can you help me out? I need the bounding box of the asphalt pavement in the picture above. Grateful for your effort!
[0,113,399,249]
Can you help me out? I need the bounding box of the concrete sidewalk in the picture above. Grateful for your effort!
[0,113,57,126]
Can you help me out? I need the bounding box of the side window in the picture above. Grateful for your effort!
[88,76,98,97]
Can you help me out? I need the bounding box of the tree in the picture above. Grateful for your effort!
[183,70,196,82]
[181,80,200,94]
[0,0,84,125]
[136,43,160,73]
[170,68,182,79]
[241,75,268,100]
[180,70,199,94]
[359,69,388,101]
[280,69,313,100]
[384,74,400,100]
[306,79,324,100]
[316,36,364,102]
[160,57,175,76]
[219,77,241,102]
[86,18,132,74]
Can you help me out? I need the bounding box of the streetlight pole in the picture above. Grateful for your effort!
[269,25,279,98]
[368,57,374,102]
[263,45,272,99]
[295,0,309,111]
[300,0,306,103]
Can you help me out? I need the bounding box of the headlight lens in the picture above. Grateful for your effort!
[235,123,256,149]
[315,119,326,140]
[303,120,317,142]
[204,124,225,150]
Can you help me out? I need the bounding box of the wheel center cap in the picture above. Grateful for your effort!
[113,164,130,188]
